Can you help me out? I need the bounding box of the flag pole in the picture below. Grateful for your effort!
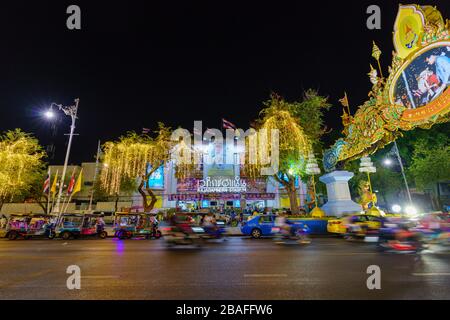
[46,168,51,215]
[50,169,59,213]
[63,193,74,214]
[88,140,101,211]
[376,58,383,79]
[345,92,351,115]
[62,168,76,213]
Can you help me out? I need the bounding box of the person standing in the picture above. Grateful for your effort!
[0,215,7,229]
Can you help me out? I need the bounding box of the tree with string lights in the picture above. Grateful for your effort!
[245,90,330,214]
[0,129,46,211]
[100,123,195,212]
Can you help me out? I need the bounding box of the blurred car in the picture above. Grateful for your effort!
[241,215,308,239]
[327,218,346,234]
[241,215,276,238]
[327,214,382,236]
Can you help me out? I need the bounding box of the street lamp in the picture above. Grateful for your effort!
[384,141,413,206]
[391,204,402,213]
[44,109,55,119]
[46,98,80,214]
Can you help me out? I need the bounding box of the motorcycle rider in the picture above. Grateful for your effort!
[149,215,159,236]
[202,212,218,235]
[275,212,290,238]
[96,216,105,233]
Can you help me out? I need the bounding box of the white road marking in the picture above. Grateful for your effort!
[412,273,450,276]
[82,275,120,279]
[244,274,287,278]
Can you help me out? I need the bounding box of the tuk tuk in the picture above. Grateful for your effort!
[113,212,161,240]
[0,213,56,240]
[55,213,108,240]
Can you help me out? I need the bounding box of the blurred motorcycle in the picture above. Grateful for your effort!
[377,224,426,254]
[161,223,204,247]
[201,221,227,241]
[272,223,311,245]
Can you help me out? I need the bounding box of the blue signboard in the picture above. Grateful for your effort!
[145,165,164,189]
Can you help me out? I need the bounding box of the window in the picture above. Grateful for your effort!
[260,216,272,223]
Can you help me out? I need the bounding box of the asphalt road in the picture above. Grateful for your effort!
[0,236,449,299]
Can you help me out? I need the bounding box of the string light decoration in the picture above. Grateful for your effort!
[100,123,198,211]
[0,129,45,202]
[240,96,312,214]
[243,100,312,179]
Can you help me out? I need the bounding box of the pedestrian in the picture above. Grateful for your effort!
[0,215,7,229]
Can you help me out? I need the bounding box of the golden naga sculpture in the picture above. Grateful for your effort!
[324,4,450,171]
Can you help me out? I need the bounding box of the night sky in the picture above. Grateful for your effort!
[0,1,448,164]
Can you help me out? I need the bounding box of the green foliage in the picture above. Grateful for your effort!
[259,90,331,178]
[409,138,450,191]
[288,89,332,151]
[344,122,450,207]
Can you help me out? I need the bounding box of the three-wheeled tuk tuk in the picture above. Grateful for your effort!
[0,213,56,240]
[55,213,108,240]
[113,212,161,240]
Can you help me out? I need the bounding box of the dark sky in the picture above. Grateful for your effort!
[0,0,448,164]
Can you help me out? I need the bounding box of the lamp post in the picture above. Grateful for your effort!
[384,141,412,206]
[47,98,79,213]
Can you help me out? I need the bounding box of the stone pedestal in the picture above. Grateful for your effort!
[319,171,362,217]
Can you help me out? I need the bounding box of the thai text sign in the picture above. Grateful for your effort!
[197,176,247,193]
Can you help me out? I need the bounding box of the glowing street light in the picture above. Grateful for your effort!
[405,205,418,217]
[44,109,55,119]
[391,204,401,213]
[46,98,80,214]
[383,158,392,166]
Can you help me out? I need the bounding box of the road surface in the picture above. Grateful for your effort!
[0,236,449,299]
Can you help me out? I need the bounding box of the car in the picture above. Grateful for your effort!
[344,214,382,238]
[327,218,346,234]
[327,214,382,236]
[240,214,277,238]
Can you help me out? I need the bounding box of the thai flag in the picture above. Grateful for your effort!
[222,118,237,130]
[67,172,76,194]
[42,169,50,194]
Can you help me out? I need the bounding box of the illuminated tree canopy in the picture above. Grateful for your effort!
[0,129,46,209]
[100,122,196,212]
[247,91,330,214]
